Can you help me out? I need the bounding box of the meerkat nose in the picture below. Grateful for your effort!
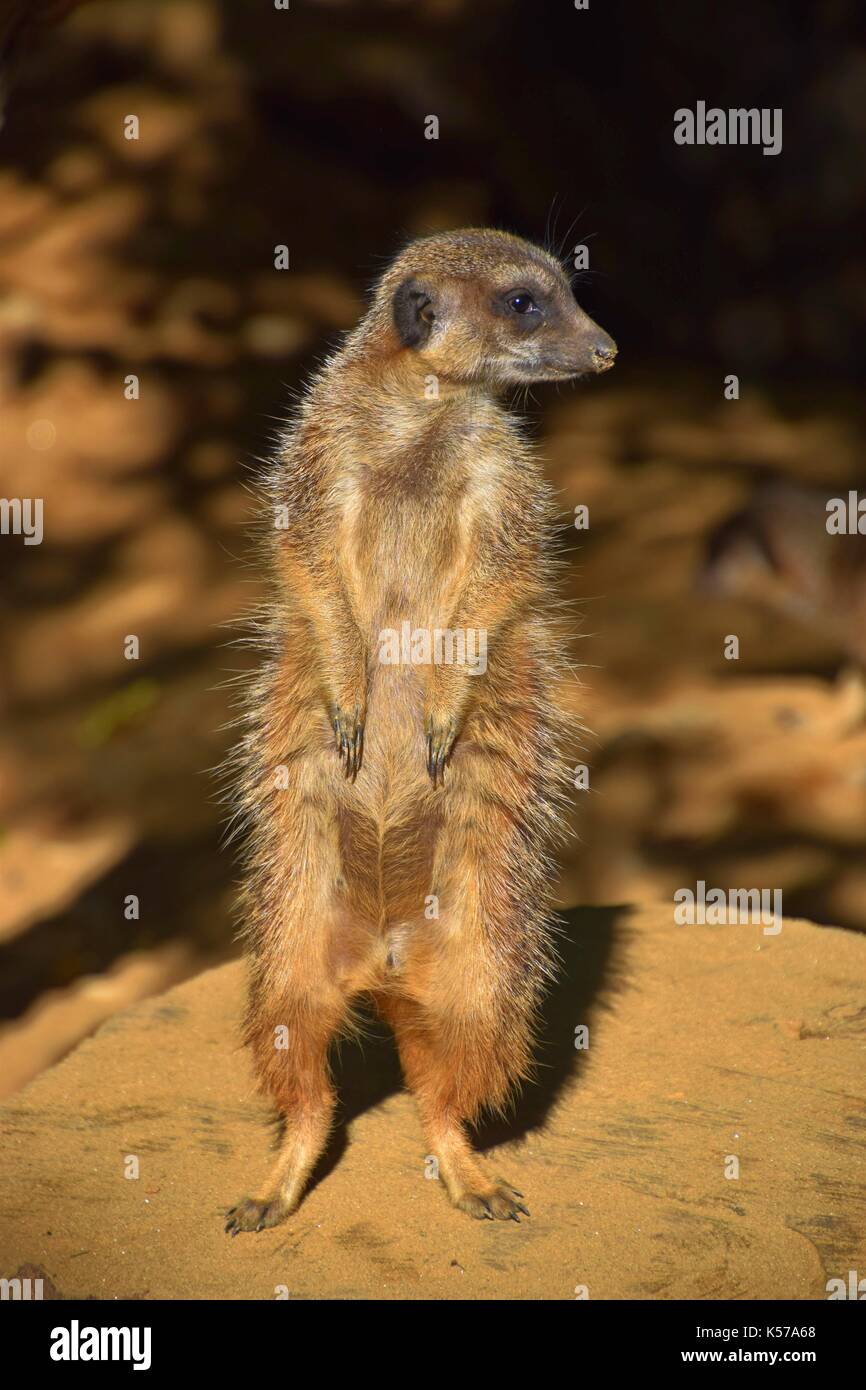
[590,339,618,372]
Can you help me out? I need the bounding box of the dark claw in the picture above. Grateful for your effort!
[331,706,364,780]
[425,719,456,786]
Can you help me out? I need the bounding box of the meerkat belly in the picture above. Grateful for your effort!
[344,479,471,804]
[351,480,471,679]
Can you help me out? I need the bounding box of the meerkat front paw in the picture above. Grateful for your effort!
[330,703,364,779]
[425,712,457,785]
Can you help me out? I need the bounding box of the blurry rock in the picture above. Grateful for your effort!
[242,313,307,358]
[0,362,175,543]
[577,672,866,921]
[78,87,205,164]
[154,312,237,367]
[5,517,246,698]
[45,145,108,194]
[152,0,220,72]
[0,186,145,299]
[703,479,866,663]
[0,171,54,239]
[154,277,239,364]
[826,866,866,933]
[0,818,134,944]
[185,439,236,481]
[199,483,254,531]
[251,272,362,329]
[0,184,157,358]
[163,278,239,326]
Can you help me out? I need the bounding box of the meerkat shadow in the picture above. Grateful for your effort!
[473,903,626,1151]
[299,903,625,1192]
[300,1014,404,1195]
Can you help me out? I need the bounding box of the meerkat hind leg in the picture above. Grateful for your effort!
[375,993,530,1222]
[226,983,348,1235]
[429,1114,529,1222]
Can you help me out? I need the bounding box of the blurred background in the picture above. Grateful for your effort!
[0,0,864,1094]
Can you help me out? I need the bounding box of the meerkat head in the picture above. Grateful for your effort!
[376,228,617,388]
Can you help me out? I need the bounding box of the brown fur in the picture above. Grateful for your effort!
[223,228,616,1231]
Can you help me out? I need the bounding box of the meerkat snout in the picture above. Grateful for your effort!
[569,307,618,376]
[380,227,616,387]
[589,338,618,373]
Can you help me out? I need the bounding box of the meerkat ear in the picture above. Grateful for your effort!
[392,277,436,348]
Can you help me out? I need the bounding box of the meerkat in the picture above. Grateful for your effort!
[224,228,616,1233]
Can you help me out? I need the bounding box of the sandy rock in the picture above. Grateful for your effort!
[0,941,197,1101]
[0,903,863,1300]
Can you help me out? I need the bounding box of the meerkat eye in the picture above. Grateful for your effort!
[506,291,538,315]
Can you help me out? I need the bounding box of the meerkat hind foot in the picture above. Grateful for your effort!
[450,1174,529,1222]
[224,1193,292,1236]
